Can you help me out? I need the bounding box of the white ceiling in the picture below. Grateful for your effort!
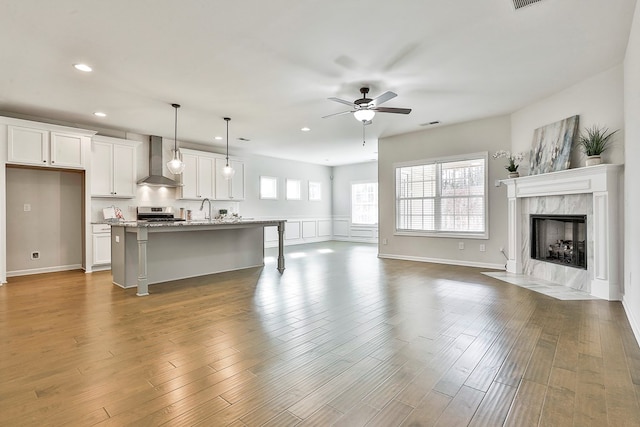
[0,0,636,166]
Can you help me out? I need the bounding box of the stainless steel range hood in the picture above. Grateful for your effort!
[137,135,181,187]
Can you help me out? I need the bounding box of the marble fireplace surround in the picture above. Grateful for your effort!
[501,164,623,301]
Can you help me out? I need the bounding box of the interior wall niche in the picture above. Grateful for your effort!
[530,214,586,269]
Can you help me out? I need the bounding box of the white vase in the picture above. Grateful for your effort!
[585,155,602,166]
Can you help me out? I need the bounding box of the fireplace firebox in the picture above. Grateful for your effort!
[530,214,586,269]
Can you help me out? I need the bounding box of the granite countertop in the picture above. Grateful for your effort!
[108,219,285,228]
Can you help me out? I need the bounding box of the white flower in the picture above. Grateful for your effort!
[493,150,526,172]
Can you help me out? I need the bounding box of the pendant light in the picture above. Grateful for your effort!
[166,103,185,175]
[221,117,235,180]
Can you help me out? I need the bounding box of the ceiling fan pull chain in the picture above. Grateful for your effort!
[362,123,366,146]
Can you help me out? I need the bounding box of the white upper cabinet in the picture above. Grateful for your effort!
[215,158,245,200]
[179,152,199,199]
[6,120,94,169]
[178,149,245,200]
[7,126,48,165]
[50,132,84,167]
[177,149,216,200]
[91,136,138,198]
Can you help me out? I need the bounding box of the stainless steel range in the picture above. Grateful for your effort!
[136,206,185,222]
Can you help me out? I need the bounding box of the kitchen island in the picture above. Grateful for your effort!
[110,219,285,296]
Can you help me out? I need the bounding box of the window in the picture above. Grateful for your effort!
[351,182,378,225]
[395,153,487,238]
[286,179,301,200]
[260,176,278,199]
[308,181,321,201]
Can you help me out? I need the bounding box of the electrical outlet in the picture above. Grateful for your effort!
[115,236,120,243]
[24,204,31,212]
[458,242,464,250]
[480,244,486,252]
[382,238,388,245]
[30,251,40,260]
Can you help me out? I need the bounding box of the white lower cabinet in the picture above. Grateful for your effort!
[92,224,111,266]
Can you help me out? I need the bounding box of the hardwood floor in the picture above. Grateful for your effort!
[1,241,640,426]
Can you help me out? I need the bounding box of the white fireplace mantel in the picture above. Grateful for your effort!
[500,164,623,301]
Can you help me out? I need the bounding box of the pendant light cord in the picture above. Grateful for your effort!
[224,117,231,166]
[172,103,180,152]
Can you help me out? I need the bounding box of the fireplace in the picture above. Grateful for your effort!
[500,164,622,301]
[530,214,586,269]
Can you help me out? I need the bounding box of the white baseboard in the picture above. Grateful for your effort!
[89,265,111,272]
[7,264,83,277]
[623,297,640,347]
[377,253,505,270]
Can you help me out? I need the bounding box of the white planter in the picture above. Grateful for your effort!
[585,155,602,166]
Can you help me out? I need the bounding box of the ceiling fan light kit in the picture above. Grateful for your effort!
[354,109,375,122]
[166,103,186,175]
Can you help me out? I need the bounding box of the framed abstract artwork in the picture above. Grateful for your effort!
[529,115,579,175]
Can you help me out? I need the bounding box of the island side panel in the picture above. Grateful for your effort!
[119,226,265,288]
[110,225,128,288]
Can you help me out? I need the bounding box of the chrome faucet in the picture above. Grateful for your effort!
[199,198,212,220]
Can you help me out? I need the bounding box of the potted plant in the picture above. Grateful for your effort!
[493,150,525,178]
[578,125,618,166]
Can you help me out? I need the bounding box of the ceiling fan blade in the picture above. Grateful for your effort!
[328,97,356,107]
[371,91,397,107]
[322,110,353,119]
[374,107,412,114]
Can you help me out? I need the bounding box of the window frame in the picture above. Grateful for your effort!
[308,181,321,201]
[394,152,489,239]
[259,176,279,200]
[351,181,379,226]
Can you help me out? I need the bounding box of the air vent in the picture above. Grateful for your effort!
[420,121,441,127]
[512,0,542,10]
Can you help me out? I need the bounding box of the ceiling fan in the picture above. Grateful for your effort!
[323,87,412,123]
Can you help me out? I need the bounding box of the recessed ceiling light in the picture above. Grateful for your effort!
[301,127,311,132]
[73,63,92,72]
[93,112,106,117]
[214,136,223,140]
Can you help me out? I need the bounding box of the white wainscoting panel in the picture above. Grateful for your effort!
[351,228,373,238]
[332,216,378,243]
[302,221,316,238]
[285,221,301,240]
[264,226,278,243]
[318,220,332,237]
[333,220,349,237]
[261,217,333,248]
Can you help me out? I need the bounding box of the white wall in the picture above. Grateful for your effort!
[6,168,83,275]
[624,1,640,342]
[378,115,511,269]
[331,161,378,243]
[511,65,625,175]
